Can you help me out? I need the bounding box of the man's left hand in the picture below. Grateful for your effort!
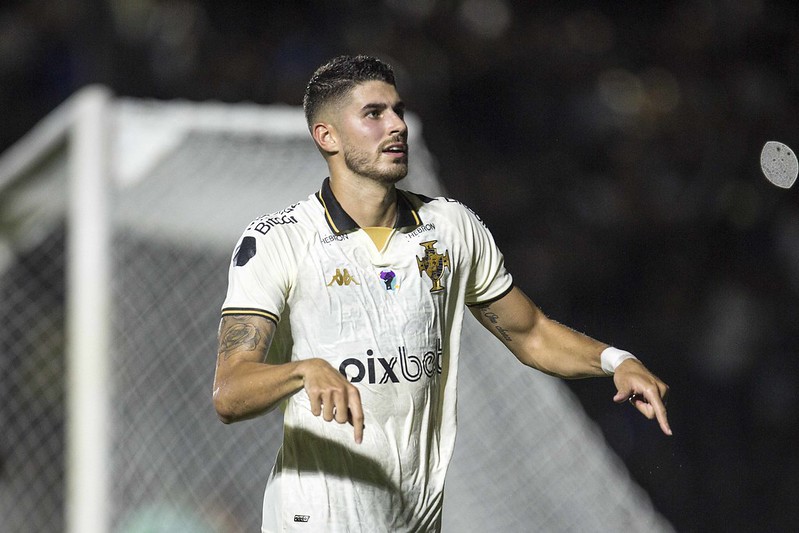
[612,358,672,436]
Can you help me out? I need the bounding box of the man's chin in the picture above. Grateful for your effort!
[373,165,408,185]
[346,158,408,184]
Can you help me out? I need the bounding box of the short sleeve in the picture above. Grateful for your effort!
[220,224,294,324]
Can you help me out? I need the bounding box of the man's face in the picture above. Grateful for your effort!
[334,80,409,184]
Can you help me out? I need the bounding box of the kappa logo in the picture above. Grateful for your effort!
[416,240,450,293]
[327,268,360,286]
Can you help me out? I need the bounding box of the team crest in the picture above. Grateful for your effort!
[416,240,450,293]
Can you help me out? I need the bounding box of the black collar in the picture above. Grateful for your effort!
[315,177,422,235]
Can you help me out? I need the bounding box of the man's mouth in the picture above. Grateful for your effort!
[382,143,408,156]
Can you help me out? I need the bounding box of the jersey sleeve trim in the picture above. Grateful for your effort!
[465,283,514,308]
[221,307,279,324]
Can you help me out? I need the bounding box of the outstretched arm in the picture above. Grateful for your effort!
[470,286,671,435]
[212,314,364,443]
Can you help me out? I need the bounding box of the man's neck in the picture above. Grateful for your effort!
[328,174,398,228]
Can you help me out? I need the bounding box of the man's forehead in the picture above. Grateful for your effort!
[345,80,402,107]
[315,80,402,124]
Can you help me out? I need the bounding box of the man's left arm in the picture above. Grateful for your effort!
[470,286,672,435]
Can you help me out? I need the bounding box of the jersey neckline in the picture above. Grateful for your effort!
[315,177,422,235]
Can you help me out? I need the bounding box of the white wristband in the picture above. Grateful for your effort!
[600,347,638,375]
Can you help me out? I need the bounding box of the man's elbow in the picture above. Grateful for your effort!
[216,410,237,425]
[212,387,239,424]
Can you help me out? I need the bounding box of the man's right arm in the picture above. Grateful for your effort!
[212,314,364,443]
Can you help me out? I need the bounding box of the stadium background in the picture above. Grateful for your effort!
[2,1,799,531]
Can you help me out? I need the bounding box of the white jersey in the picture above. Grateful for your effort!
[222,178,513,532]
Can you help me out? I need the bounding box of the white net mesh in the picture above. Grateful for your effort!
[0,137,70,532]
[0,94,674,533]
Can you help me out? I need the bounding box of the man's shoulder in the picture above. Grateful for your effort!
[241,194,320,239]
[401,190,487,227]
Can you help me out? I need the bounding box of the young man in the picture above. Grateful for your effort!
[213,55,671,533]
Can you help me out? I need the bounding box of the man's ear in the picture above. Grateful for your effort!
[311,122,338,154]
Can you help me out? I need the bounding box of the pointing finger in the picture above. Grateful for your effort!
[636,388,672,436]
[347,387,364,444]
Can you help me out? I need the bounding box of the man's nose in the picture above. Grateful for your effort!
[388,112,407,136]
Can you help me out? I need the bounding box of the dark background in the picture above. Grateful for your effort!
[3,1,799,531]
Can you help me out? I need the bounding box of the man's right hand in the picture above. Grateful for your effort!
[301,358,365,444]
[213,315,364,443]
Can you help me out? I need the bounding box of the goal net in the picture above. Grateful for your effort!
[0,88,674,533]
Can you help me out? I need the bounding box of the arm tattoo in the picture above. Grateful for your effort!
[478,305,513,342]
[219,323,261,360]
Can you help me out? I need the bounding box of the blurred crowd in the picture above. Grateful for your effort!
[3,1,799,531]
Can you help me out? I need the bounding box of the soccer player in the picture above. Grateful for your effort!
[213,55,671,533]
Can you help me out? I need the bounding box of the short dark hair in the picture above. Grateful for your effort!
[303,55,396,127]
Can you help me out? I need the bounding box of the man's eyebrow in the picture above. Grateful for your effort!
[361,101,406,112]
[361,102,388,112]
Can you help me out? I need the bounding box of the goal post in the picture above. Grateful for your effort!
[66,85,113,533]
[0,88,674,533]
